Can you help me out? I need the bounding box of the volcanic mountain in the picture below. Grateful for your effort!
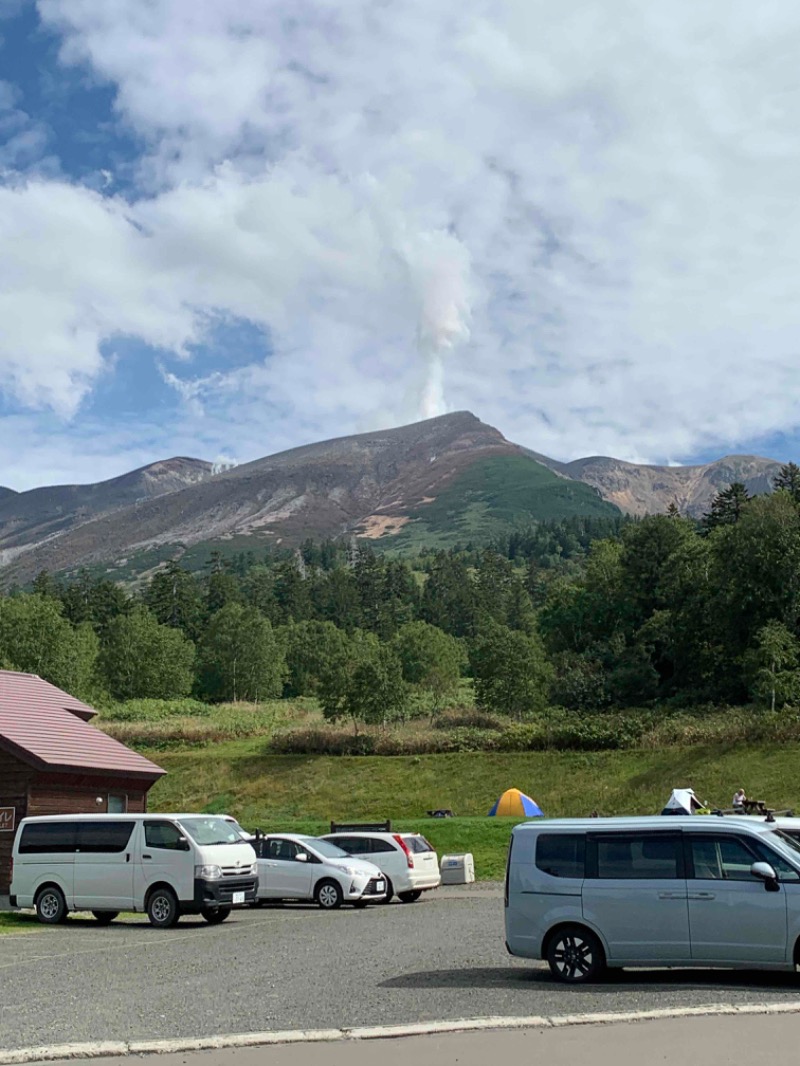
[0,413,615,582]
[0,413,787,584]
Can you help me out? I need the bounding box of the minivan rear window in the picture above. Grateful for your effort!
[19,822,77,854]
[536,834,586,878]
[595,834,680,879]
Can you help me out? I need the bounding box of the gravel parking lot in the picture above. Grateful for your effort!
[2,884,800,1053]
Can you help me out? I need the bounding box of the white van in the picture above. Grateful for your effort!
[10,813,257,928]
[506,815,800,982]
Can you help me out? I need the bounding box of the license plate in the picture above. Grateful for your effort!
[233,891,245,905]
[375,881,385,892]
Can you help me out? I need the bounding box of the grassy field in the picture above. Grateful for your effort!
[0,913,42,935]
[143,738,800,880]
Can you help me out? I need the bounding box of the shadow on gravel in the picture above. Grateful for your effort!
[382,966,800,994]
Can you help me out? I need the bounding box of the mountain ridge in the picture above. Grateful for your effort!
[0,414,789,583]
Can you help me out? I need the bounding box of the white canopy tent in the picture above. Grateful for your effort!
[660,788,702,815]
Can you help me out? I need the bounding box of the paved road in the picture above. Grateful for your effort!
[43,1015,800,1066]
[2,885,800,1052]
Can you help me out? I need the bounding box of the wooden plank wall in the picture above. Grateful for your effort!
[0,750,32,892]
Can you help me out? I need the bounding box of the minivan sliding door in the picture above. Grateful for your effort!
[583,832,689,963]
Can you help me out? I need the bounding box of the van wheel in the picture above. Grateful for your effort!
[36,886,68,925]
[92,911,119,925]
[202,907,231,924]
[315,880,343,910]
[398,891,422,903]
[378,878,393,904]
[546,926,605,983]
[147,888,179,928]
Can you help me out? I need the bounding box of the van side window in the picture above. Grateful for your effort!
[595,834,680,879]
[144,822,184,850]
[535,834,585,878]
[77,821,134,853]
[18,822,77,854]
[689,835,789,881]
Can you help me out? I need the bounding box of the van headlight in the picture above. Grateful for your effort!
[248,862,257,876]
[195,864,222,880]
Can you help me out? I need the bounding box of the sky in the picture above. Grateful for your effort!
[2,1,800,490]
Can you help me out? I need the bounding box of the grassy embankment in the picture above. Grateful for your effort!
[94,697,800,882]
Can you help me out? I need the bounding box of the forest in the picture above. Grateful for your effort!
[4,464,800,735]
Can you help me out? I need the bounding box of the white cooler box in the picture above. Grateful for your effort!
[440,853,475,885]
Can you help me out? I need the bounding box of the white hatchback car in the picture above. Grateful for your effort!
[251,834,387,909]
[322,831,441,902]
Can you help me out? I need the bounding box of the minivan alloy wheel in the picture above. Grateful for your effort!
[547,926,604,983]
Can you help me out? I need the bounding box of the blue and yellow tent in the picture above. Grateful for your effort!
[488,788,543,818]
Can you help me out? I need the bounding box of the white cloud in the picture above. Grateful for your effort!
[4,0,800,471]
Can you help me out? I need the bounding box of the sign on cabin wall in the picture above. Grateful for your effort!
[0,808,15,832]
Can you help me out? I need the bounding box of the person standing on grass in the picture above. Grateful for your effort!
[733,787,746,812]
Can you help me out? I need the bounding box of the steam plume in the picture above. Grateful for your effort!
[406,231,471,418]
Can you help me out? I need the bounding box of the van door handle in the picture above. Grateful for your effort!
[142,854,152,860]
[126,853,130,863]
[688,891,716,900]
[658,891,685,899]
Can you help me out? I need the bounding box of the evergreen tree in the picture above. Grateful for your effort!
[282,620,349,696]
[320,633,407,733]
[774,462,800,503]
[701,483,750,532]
[145,561,203,639]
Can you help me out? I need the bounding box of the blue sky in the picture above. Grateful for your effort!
[2,1,800,490]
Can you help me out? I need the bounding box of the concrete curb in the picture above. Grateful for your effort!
[3,1002,800,1063]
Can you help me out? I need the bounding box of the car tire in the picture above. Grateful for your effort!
[36,886,68,925]
[546,925,605,984]
[92,911,119,924]
[315,880,344,910]
[202,907,231,924]
[378,878,394,904]
[398,891,422,903]
[147,887,180,929]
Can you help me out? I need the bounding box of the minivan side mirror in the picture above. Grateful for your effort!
[751,861,779,890]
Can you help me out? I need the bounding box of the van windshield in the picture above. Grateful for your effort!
[178,817,245,846]
[769,829,800,862]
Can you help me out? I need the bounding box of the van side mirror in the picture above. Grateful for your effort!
[178,835,191,852]
[751,861,779,890]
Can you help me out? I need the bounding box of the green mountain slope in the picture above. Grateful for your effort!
[384,453,620,553]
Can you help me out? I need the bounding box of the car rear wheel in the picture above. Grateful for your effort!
[92,911,119,924]
[315,880,343,910]
[36,886,68,925]
[546,926,605,984]
[147,887,180,929]
[398,891,422,903]
[202,907,231,924]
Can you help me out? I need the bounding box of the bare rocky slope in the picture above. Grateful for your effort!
[1,413,529,581]
[529,451,782,517]
[0,458,212,567]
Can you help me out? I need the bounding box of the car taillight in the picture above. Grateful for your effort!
[393,834,414,868]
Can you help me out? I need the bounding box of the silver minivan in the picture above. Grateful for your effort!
[505,815,800,982]
[11,813,258,927]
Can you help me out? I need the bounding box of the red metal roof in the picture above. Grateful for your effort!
[0,671,164,779]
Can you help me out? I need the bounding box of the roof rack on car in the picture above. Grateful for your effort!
[330,820,391,833]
